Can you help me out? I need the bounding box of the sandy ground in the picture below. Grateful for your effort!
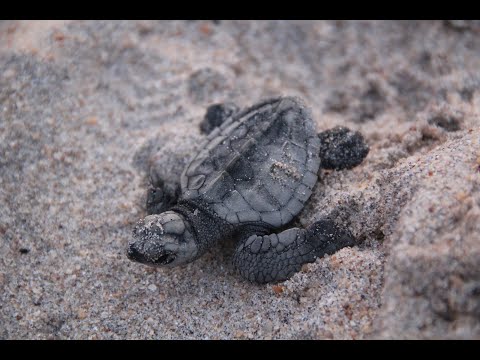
[1,20,479,339]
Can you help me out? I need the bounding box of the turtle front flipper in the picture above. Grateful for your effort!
[199,102,239,135]
[233,219,355,284]
[146,177,180,215]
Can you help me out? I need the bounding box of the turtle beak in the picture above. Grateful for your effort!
[127,242,148,264]
[128,215,178,266]
[127,242,176,266]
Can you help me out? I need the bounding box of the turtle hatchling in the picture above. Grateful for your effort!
[127,97,369,284]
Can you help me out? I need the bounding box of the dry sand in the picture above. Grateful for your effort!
[1,20,479,339]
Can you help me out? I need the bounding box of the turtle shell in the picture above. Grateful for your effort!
[180,97,321,228]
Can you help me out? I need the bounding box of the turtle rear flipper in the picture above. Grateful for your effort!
[233,219,355,284]
[199,102,239,135]
[318,126,369,170]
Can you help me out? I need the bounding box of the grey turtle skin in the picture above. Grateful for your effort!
[128,97,369,284]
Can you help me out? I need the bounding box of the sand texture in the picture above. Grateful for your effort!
[1,20,479,339]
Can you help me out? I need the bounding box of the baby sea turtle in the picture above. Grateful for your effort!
[127,97,369,284]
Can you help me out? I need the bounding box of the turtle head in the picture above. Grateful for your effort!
[127,211,198,267]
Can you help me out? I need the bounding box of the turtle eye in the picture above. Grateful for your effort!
[154,252,176,265]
